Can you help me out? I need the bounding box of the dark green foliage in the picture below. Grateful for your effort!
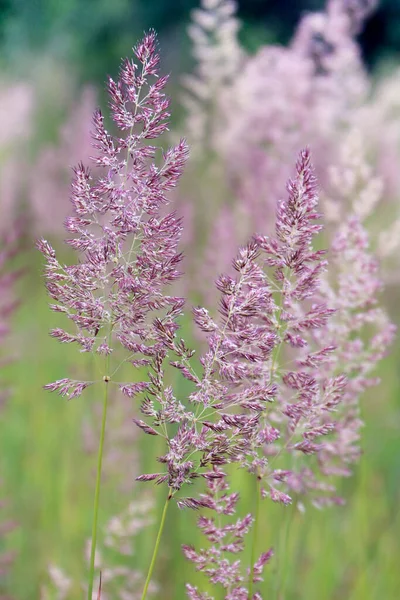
[0,0,398,79]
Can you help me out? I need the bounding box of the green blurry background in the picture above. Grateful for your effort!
[0,1,400,599]
[0,0,399,79]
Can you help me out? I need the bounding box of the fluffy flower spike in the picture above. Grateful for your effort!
[39,31,189,398]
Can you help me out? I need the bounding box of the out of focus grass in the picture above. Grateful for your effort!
[1,253,400,599]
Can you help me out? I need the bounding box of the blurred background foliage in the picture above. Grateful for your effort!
[0,0,399,80]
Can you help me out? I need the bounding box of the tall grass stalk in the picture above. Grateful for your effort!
[87,379,109,600]
[248,476,261,599]
[141,490,172,600]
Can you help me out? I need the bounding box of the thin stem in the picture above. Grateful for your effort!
[87,380,109,600]
[141,490,172,600]
[249,476,261,599]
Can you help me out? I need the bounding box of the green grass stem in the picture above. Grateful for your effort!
[87,380,109,600]
[249,476,261,599]
[141,490,172,600]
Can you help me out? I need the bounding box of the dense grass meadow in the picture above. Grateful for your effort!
[1,1,400,599]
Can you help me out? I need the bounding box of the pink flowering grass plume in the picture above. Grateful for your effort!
[185,150,346,509]
[38,24,395,600]
[184,471,273,600]
[138,146,392,547]
[38,30,188,600]
[38,30,188,398]
[189,150,393,512]
[134,149,393,597]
